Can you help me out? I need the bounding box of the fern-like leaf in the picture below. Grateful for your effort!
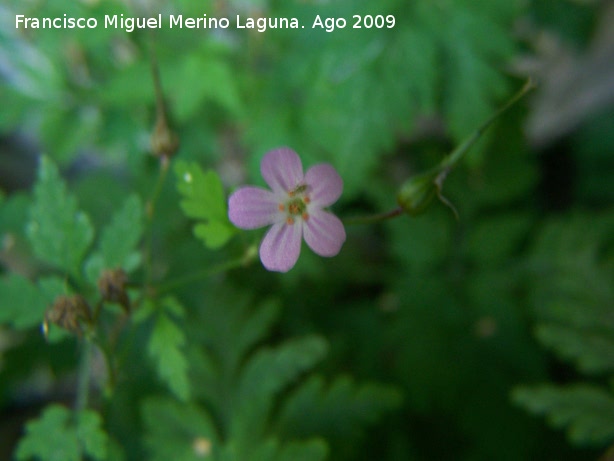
[513,384,614,446]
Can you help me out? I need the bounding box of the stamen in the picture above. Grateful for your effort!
[302,212,309,221]
[303,196,310,204]
[278,204,285,211]
[286,217,295,225]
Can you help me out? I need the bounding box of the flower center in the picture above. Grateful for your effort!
[279,184,311,225]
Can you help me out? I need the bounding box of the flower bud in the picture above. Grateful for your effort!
[98,268,130,312]
[45,294,91,334]
[396,171,438,216]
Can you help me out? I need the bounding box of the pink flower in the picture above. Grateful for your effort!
[228,147,346,272]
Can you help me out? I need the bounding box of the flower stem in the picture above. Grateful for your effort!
[74,338,93,415]
[441,78,535,171]
[141,158,170,298]
[154,248,257,295]
[342,206,404,225]
[343,79,535,224]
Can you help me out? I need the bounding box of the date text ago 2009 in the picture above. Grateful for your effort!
[312,14,395,32]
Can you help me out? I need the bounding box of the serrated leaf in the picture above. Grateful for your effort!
[0,274,69,337]
[75,410,109,460]
[276,438,328,461]
[16,405,108,461]
[142,397,219,461]
[131,298,156,324]
[0,274,47,330]
[234,300,281,362]
[85,194,144,282]
[513,384,614,446]
[536,324,614,374]
[16,405,80,461]
[169,53,243,121]
[37,276,72,342]
[232,336,327,442]
[419,1,516,165]
[238,336,328,402]
[27,156,94,276]
[174,160,236,249]
[278,375,402,441]
[148,299,190,400]
[219,436,327,461]
[193,221,235,250]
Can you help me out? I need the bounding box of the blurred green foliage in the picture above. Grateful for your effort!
[1,0,613,460]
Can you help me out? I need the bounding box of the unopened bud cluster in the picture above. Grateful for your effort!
[98,268,130,312]
[45,294,91,335]
[44,268,132,337]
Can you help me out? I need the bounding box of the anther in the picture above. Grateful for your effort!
[286,217,295,225]
[302,212,309,221]
[278,204,285,211]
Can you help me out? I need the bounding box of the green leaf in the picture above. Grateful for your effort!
[27,156,94,276]
[37,276,73,343]
[141,397,219,461]
[196,294,281,375]
[16,405,108,461]
[231,336,328,443]
[418,0,517,164]
[168,53,243,121]
[238,336,328,402]
[174,160,236,249]
[513,384,614,446]
[466,212,534,264]
[85,194,144,282]
[0,274,70,335]
[278,375,402,442]
[148,298,190,401]
[535,324,614,374]
[233,300,282,365]
[75,410,109,460]
[276,438,328,461]
[527,212,614,373]
[16,405,80,461]
[0,274,47,330]
[221,437,328,461]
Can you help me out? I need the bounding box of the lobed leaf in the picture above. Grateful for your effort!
[231,336,328,443]
[513,384,614,446]
[275,438,328,461]
[15,405,108,461]
[27,156,94,276]
[278,375,403,441]
[142,397,219,461]
[536,324,614,374]
[75,410,109,461]
[148,298,190,401]
[85,194,144,283]
[174,160,236,249]
[237,335,328,403]
[0,274,47,330]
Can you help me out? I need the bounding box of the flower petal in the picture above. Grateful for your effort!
[259,221,303,272]
[228,187,281,229]
[261,147,304,194]
[304,164,343,207]
[303,209,346,257]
